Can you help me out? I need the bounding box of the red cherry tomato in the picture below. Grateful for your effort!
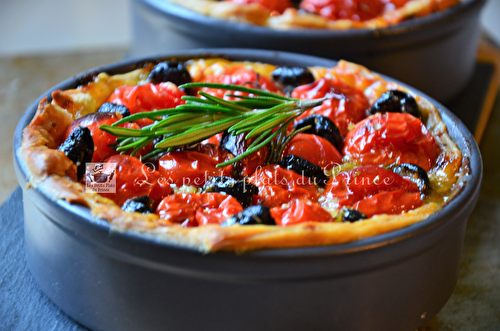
[299,0,410,22]
[283,133,342,169]
[156,193,243,227]
[353,189,422,218]
[291,78,369,136]
[202,133,223,145]
[271,199,334,226]
[107,82,185,126]
[62,112,141,162]
[158,151,232,187]
[321,165,419,213]
[200,66,280,100]
[343,112,438,171]
[98,155,171,206]
[225,0,293,14]
[249,164,319,208]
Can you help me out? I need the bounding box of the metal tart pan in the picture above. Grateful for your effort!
[14,49,482,331]
[129,0,485,103]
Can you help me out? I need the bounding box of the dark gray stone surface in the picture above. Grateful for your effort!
[0,187,87,331]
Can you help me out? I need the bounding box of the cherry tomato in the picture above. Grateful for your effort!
[283,133,342,169]
[98,155,171,206]
[225,0,293,14]
[202,133,223,145]
[343,112,438,171]
[353,189,422,218]
[156,193,243,227]
[300,0,410,22]
[321,165,419,213]
[200,66,280,100]
[107,82,185,126]
[249,164,319,208]
[62,112,142,162]
[291,78,369,136]
[271,199,333,226]
[158,151,232,187]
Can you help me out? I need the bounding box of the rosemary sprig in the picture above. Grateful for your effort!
[99,83,331,167]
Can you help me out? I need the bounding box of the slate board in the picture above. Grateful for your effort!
[0,187,88,331]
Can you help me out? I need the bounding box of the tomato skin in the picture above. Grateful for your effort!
[300,0,410,22]
[63,112,141,162]
[158,151,232,187]
[291,78,369,136]
[200,66,280,100]
[343,112,438,171]
[283,133,342,169]
[271,199,333,226]
[99,155,171,206]
[321,165,421,216]
[156,193,243,227]
[226,0,293,13]
[249,164,319,208]
[354,190,422,218]
[107,82,185,126]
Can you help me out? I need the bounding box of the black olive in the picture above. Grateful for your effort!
[278,155,329,187]
[392,163,430,193]
[294,114,343,151]
[219,131,246,158]
[148,61,192,86]
[57,126,94,181]
[203,176,258,208]
[221,205,275,227]
[290,0,301,8]
[97,102,131,118]
[367,90,420,119]
[342,208,367,223]
[271,66,315,88]
[121,196,155,214]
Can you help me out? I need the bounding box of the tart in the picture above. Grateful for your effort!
[164,0,462,29]
[18,56,468,252]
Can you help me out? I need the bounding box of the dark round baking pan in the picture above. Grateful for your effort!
[130,0,486,103]
[14,49,482,331]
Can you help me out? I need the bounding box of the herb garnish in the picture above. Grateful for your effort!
[99,83,331,167]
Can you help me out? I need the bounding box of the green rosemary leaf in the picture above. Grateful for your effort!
[155,117,244,148]
[179,82,296,101]
[245,113,293,140]
[99,125,156,137]
[197,91,252,113]
[228,103,293,132]
[247,128,273,150]
[181,95,216,104]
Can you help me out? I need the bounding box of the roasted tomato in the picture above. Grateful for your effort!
[156,193,243,227]
[99,155,171,206]
[158,151,232,187]
[283,133,342,169]
[300,0,410,22]
[225,0,293,14]
[271,199,334,226]
[343,112,438,171]
[291,78,369,136]
[107,82,185,126]
[62,112,142,162]
[200,66,280,100]
[321,165,420,215]
[353,189,422,218]
[249,164,319,208]
[219,132,269,178]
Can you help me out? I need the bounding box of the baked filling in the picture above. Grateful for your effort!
[19,57,468,252]
[163,0,462,29]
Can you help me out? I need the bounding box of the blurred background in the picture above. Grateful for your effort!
[0,0,499,204]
